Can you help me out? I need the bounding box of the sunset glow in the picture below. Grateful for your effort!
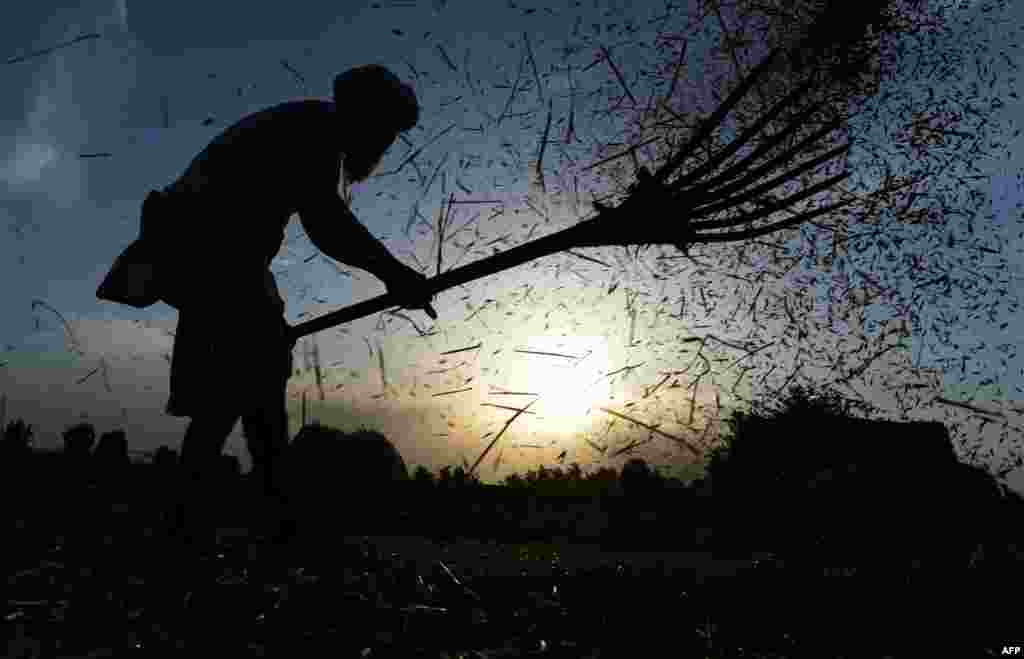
[511,335,612,437]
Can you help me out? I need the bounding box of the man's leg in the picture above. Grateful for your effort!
[243,308,293,495]
[240,339,295,543]
[174,412,239,547]
[242,395,290,501]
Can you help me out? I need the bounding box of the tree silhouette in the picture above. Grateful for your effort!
[1,418,33,458]
[217,453,241,480]
[620,457,655,499]
[502,472,527,490]
[93,429,130,495]
[408,464,437,534]
[1,419,34,500]
[437,465,453,488]
[153,445,178,470]
[412,464,435,487]
[94,429,129,467]
[451,465,467,489]
[63,421,97,456]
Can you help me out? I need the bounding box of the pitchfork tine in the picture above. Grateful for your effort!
[690,143,851,225]
[690,170,853,235]
[689,118,848,213]
[681,97,835,202]
[666,74,824,194]
[652,45,786,187]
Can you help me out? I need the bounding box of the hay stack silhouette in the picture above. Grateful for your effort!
[286,422,409,538]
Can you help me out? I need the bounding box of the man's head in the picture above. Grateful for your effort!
[333,64,419,183]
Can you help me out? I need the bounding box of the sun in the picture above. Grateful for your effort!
[518,335,612,436]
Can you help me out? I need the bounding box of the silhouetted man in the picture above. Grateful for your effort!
[153,64,436,547]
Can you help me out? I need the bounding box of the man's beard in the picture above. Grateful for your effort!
[344,146,386,183]
[344,155,379,183]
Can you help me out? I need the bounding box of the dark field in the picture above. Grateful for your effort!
[4,460,1019,659]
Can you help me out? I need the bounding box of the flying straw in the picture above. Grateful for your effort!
[6,32,101,65]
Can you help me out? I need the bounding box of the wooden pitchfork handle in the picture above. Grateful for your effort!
[288,217,606,342]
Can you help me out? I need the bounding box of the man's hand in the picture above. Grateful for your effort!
[383,262,438,320]
[283,318,299,350]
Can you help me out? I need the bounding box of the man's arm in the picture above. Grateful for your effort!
[297,191,438,321]
[298,192,405,281]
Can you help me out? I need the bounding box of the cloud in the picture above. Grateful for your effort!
[2,51,89,211]
[116,0,129,31]
[3,8,144,214]
[72,315,174,360]
[0,141,58,185]
[1,68,64,188]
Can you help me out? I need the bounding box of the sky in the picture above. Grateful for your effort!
[2,0,1023,489]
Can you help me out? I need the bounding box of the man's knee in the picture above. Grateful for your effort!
[184,413,237,443]
[242,408,289,459]
[181,414,236,466]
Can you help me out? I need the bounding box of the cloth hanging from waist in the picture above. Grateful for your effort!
[157,191,290,417]
[165,292,291,417]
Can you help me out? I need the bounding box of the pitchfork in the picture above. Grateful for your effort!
[290,45,857,342]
